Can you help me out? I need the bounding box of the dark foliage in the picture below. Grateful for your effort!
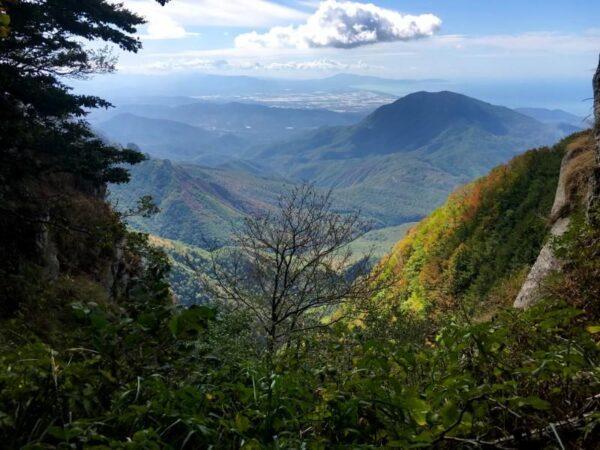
[0,0,166,310]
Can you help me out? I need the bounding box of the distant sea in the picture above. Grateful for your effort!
[371,78,593,117]
[74,73,593,118]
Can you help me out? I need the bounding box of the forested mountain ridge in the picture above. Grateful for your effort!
[92,101,363,161]
[110,158,291,247]
[258,91,563,167]
[242,91,572,230]
[112,91,572,250]
[112,154,459,247]
[94,101,362,133]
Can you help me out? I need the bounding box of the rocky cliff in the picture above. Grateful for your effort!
[0,170,144,315]
[514,56,600,308]
[588,55,600,224]
[514,133,595,307]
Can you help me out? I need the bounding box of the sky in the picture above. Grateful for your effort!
[93,0,600,114]
[116,0,600,77]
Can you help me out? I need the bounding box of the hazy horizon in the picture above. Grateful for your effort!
[62,0,598,117]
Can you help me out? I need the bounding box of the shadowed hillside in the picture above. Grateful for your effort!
[95,113,246,164]
[110,159,292,247]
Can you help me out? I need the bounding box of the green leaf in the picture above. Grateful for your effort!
[526,397,551,410]
[586,325,600,334]
[439,401,459,427]
[406,396,429,426]
[514,396,551,411]
[90,311,109,331]
[234,413,251,433]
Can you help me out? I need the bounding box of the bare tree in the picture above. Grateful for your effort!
[204,184,382,353]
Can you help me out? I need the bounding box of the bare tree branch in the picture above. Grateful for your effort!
[202,183,386,354]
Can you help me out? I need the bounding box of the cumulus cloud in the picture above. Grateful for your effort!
[142,14,192,40]
[122,0,307,39]
[235,0,441,49]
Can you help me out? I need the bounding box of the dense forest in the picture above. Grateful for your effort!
[0,1,599,448]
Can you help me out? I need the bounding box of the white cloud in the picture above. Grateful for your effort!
[235,0,441,49]
[426,30,600,54]
[122,0,307,40]
[142,14,193,40]
[264,58,375,71]
[463,31,600,53]
[126,57,376,73]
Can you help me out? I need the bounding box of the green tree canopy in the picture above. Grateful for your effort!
[0,0,170,309]
[0,0,168,186]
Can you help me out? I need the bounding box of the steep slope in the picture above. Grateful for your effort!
[95,113,246,163]
[377,137,569,316]
[318,155,466,225]
[515,132,596,307]
[516,59,600,309]
[109,159,292,248]
[590,56,600,223]
[147,234,211,305]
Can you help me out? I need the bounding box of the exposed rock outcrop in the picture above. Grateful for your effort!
[587,55,600,224]
[514,58,600,308]
[514,138,594,307]
[30,178,136,302]
[35,214,60,280]
[515,55,600,308]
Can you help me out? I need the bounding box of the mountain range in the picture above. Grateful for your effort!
[258,91,565,168]
[96,113,246,164]
[111,90,579,252]
[515,107,587,129]
[93,102,362,163]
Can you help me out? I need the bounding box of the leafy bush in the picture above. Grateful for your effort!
[1,138,598,448]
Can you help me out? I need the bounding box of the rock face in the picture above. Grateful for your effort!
[35,213,60,280]
[31,179,136,302]
[514,55,600,308]
[587,55,600,224]
[514,137,595,308]
[513,217,570,309]
[594,55,600,159]
[515,55,600,308]
[513,149,577,308]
